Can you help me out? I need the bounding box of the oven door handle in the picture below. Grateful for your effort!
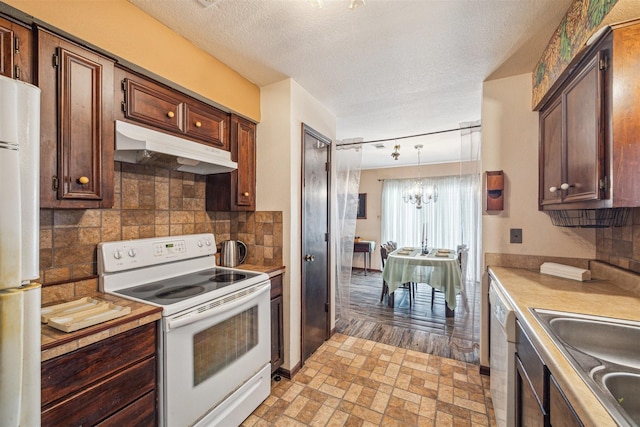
[166,282,270,331]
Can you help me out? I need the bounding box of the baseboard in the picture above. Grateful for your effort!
[479,365,490,376]
[276,361,301,380]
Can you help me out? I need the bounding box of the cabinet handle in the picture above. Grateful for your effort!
[195,121,202,128]
[243,192,250,197]
[78,176,90,185]
[167,111,175,118]
[549,183,571,193]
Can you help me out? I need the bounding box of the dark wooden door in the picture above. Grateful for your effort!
[563,52,605,204]
[539,97,563,206]
[301,124,331,363]
[37,28,114,208]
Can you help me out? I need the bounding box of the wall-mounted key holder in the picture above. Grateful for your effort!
[486,170,504,211]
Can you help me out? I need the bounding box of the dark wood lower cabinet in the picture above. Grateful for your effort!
[270,274,284,373]
[41,323,158,426]
[516,357,548,427]
[515,321,584,427]
[550,375,584,427]
[516,321,549,427]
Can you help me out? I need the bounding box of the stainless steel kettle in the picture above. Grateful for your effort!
[218,240,247,267]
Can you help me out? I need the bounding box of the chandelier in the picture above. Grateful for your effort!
[402,145,437,209]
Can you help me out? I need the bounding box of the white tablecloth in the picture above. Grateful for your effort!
[382,248,462,310]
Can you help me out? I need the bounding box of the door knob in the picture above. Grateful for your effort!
[304,254,315,262]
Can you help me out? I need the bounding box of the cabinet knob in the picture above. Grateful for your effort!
[167,111,175,118]
[560,183,570,190]
[78,176,90,185]
[195,121,202,128]
[243,192,250,197]
[549,186,558,193]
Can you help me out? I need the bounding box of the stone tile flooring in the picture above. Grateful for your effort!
[243,334,496,426]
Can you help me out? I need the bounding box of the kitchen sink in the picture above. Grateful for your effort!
[531,309,640,427]
[547,316,640,370]
[602,372,640,423]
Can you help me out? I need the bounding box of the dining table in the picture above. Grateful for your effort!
[382,247,463,317]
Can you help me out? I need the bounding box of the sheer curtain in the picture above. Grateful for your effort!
[333,143,362,321]
[381,174,480,284]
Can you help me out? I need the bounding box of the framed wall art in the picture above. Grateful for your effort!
[357,193,367,219]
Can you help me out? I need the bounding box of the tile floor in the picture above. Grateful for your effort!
[244,334,496,426]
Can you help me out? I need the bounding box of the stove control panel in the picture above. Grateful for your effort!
[98,233,216,273]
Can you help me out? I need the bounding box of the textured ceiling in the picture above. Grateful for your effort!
[129,0,576,168]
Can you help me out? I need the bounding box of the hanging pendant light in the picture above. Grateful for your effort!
[402,145,438,209]
[391,144,400,160]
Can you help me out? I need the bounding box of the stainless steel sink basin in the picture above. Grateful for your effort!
[531,309,640,427]
[602,372,640,424]
[547,316,640,370]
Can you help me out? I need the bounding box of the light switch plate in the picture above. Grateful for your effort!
[510,228,522,244]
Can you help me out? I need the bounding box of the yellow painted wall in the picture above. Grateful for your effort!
[4,0,260,121]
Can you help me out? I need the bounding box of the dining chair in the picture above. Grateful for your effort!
[379,243,415,306]
[430,245,469,310]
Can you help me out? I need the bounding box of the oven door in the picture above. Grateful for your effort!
[161,281,271,427]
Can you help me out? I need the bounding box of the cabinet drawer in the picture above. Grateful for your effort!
[96,389,156,427]
[125,78,184,134]
[42,322,156,407]
[516,321,547,405]
[185,102,229,149]
[42,356,156,427]
[270,274,283,299]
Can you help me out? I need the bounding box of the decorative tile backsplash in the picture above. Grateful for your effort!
[596,207,640,273]
[39,162,283,286]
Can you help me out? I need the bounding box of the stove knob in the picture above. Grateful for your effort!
[113,250,123,260]
[205,238,212,246]
[127,248,137,258]
[197,240,204,248]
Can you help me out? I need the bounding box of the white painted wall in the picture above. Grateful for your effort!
[257,78,336,373]
[479,72,596,366]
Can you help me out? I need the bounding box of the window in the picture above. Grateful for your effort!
[381,174,480,283]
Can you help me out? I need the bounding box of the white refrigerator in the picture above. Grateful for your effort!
[0,75,42,426]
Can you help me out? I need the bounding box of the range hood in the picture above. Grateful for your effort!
[114,120,237,175]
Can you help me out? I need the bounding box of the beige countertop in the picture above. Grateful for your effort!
[41,293,162,362]
[239,263,286,278]
[488,265,640,427]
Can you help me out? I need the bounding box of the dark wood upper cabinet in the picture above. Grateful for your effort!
[117,67,230,150]
[0,15,32,83]
[538,20,640,210]
[37,27,114,209]
[206,114,257,211]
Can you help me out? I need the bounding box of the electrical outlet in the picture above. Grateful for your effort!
[510,228,522,244]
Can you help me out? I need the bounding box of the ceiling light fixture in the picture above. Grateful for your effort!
[402,145,437,209]
[306,0,365,9]
[391,144,400,160]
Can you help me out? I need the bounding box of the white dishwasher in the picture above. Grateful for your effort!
[489,278,516,427]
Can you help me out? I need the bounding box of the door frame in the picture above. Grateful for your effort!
[300,123,332,364]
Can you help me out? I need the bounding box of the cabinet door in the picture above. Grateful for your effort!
[123,77,184,134]
[185,102,229,150]
[232,115,256,210]
[516,357,547,427]
[38,28,114,208]
[271,294,284,373]
[539,97,563,206]
[549,375,583,427]
[0,16,32,82]
[563,52,605,204]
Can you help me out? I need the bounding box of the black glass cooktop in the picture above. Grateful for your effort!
[115,268,261,305]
